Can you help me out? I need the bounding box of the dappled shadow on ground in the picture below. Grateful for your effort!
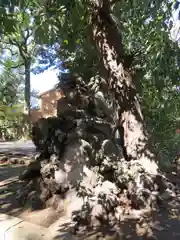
[0,163,28,216]
[52,208,180,240]
[0,181,24,216]
[0,163,43,214]
[1,158,179,238]
[0,162,60,227]
[0,164,25,182]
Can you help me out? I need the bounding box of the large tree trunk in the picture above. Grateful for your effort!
[18,2,178,235]
[88,0,158,173]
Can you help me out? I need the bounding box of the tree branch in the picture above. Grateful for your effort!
[22,28,33,44]
[10,62,24,69]
[8,38,20,47]
[3,47,17,56]
[8,38,26,60]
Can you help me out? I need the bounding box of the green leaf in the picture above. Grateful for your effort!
[64,39,68,44]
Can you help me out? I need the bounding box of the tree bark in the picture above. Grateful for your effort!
[88,0,158,173]
[24,59,31,117]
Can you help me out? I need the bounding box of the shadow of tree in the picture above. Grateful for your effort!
[0,164,43,216]
[51,207,180,240]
